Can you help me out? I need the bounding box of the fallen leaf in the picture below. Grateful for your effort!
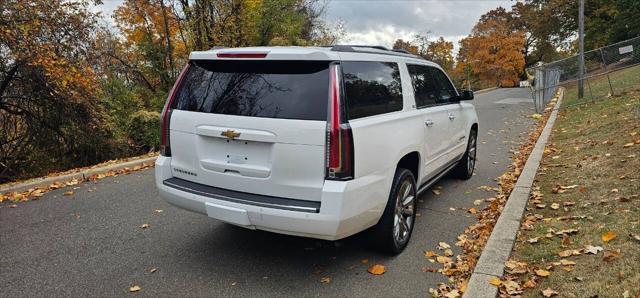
[531,113,543,119]
[603,249,621,262]
[550,203,560,210]
[473,199,483,206]
[424,251,436,258]
[367,264,385,275]
[527,237,539,244]
[468,208,477,214]
[556,229,579,235]
[602,231,617,242]
[436,256,452,264]
[560,184,579,189]
[541,288,558,297]
[630,233,640,242]
[623,142,634,148]
[438,242,451,249]
[443,289,460,298]
[432,189,441,195]
[129,285,141,292]
[139,224,150,229]
[444,249,454,257]
[502,280,522,295]
[488,277,502,286]
[63,190,74,196]
[535,269,550,277]
[560,259,576,266]
[361,258,369,264]
[522,278,537,289]
[320,276,331,283]
[584,245,603,254]
[154,209,163,213]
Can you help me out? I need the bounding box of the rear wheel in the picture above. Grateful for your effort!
[371,168,417,254]
[453,128,477,179]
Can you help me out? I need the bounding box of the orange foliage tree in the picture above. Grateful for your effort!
[426,37,454,72]
[455,7,525,88]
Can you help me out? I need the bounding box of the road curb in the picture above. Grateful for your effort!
[474,87,498,94]
[463,88,564,298]
[0,156,158,194]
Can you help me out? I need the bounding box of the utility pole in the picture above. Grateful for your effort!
[578,0,585,98]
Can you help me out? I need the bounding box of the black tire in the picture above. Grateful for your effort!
[370,168,417,254]
[453,128,477,180]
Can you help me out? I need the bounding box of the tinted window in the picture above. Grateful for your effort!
[342,61,403,119]
[407,64,439,108]
[429,68,457,103]
[174,60,330,120]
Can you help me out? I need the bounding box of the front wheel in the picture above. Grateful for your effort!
[370,168,417,254]
[453,128,477,179]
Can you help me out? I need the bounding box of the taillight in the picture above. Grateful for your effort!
[216,52,268,58]
[160,63,190,156]
[326,63,354,180]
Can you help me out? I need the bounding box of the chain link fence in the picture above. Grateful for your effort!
[529,36,640,112]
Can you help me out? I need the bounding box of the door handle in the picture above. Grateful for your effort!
[448,114,456,120]
[425,119,434,127]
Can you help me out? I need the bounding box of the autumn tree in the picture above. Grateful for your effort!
[0,0,114,182]
[392,39,418,55]
[113,0,188,97]
[426,37,454,72]
[173,0,329,49]
[455,7,525,88]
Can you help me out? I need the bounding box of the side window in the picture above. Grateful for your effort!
[342,61,403,120]
[407,64,439,108]
[429,68,458,104]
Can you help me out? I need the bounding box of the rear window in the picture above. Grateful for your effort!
[341,61,403,120]
[174,60,330,121]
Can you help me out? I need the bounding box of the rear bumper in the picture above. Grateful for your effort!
[155,156,389,240]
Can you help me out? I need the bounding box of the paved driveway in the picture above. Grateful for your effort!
[0,88,536,297]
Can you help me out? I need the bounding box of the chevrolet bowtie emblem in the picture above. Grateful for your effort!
[221,129,241,140]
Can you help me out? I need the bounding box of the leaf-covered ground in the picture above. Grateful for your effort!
[506,88,640,297]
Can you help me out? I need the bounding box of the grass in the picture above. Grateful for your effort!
[509,79,640,297]
[561,64,640,107]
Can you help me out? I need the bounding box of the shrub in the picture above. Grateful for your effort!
[127,110,161,152]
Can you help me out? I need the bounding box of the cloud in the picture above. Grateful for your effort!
[326,0,513,48]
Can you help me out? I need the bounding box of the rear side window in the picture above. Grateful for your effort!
[174,60,330,121]
[429,68,457,103]
[341,61,403,120]
[407,64,439,108]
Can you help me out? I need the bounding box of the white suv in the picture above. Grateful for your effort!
[155,46,478,253]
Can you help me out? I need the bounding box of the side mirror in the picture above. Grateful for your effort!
[458,89,474,101]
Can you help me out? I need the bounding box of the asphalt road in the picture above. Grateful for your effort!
[0,88,536,297]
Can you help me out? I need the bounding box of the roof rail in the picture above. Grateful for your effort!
[392,49,410,54]
[327,45,424,60]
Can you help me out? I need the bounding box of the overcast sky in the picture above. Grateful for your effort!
[96,0,513,51]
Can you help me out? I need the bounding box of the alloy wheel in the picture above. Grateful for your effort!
[393,178,415,244]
